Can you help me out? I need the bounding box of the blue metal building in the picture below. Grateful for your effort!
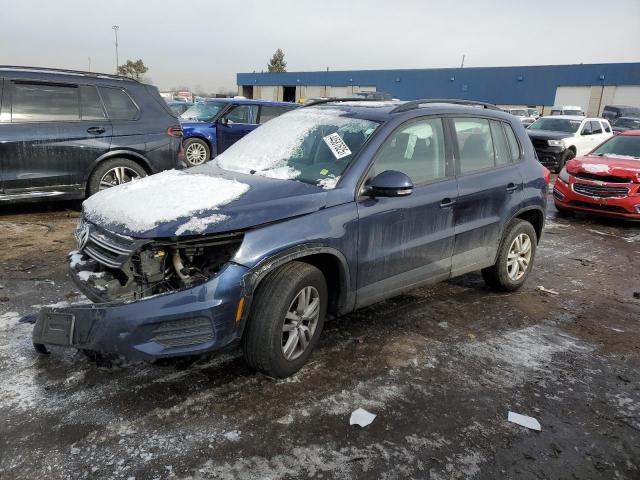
[237,63,640,111]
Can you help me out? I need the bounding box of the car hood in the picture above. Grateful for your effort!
[567,155,640,182]
[527,130,575,141]
[83,167,328,239]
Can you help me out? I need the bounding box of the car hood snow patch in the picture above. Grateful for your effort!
[567,156,640,181]
[82,169,249,235]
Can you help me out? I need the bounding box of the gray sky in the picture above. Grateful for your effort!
[2,0,639,92]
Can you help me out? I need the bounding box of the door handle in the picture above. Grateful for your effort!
[87,126,106,135]
[506,183,518,192]
[439,198,456,208]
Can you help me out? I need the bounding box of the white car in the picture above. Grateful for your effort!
[550,105,585,116]
[526,116,613,172]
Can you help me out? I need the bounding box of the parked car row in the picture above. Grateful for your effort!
[0,66,183,203]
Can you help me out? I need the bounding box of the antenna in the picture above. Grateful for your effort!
[460,54,466,68]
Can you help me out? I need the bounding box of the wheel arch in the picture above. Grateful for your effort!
[84,151,153,196]
[511,206,545,242]
[242,245,352,319]
[183,135,215,154]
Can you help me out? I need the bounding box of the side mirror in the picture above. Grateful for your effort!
[366,170,413,198]
[219,117,228,126]
[581,129,592,136]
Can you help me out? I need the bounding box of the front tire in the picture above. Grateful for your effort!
[482,219,537,292]
[555,149,575,173]
[243,261,327,378]
[87,158,147,196]
[183,138,211,166]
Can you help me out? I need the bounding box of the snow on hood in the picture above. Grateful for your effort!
[83,170,249,234]
[567,156,640,182]
[215,107,374,186]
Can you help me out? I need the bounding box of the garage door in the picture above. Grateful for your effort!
[554,86,590,112]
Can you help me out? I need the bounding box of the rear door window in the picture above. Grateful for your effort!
[223,104,258,124]
[11,82,80,122]
[259,105,294,124]
[489,120,510,165]
[98,87,138,120]
[452,118,495,174]
[503,123,521,161]
[80,85,106,120]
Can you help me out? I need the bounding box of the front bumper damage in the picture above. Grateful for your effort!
[33,262,248,360]
[33,220,251,360]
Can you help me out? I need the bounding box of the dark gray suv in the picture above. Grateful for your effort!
[0,66,184,203]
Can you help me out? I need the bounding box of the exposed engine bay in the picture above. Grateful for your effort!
[71,220,243,302]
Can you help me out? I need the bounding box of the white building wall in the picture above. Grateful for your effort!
[611,86,640,107]
[553,86,591,112]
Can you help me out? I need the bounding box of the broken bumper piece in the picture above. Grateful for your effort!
[32,263,248,360]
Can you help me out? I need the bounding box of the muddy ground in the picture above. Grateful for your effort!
[1,189,639,480]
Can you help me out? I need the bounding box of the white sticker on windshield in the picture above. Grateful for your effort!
[323,132,352,159]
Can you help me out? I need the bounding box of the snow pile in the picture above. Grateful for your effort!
[175,214,228,236]
[215,107,375,184]
[83,170,248,233]
[317,175,340,189]
[581,163,610,174]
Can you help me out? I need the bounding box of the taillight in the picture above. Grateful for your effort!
[167,126,183,137]
[542,165,551,184]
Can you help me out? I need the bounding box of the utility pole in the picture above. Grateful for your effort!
[460,54,466,68]
[112,25,120,74]
[88,56,91,72]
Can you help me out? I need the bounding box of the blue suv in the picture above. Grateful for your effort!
[34,99,549,378]
[180,98,298,166]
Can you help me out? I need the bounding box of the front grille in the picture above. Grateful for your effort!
[574,172,632,184]
[531,139,549,149]
[568,201,628,213]
[572,182,629,198]
[151,317,214,348]
[553,188,565,200]
[83,228,139,268]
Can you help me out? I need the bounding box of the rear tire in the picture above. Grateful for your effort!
[243,261,327,378]
[183,138,211,166]
[482,219,537,292]
[87,158,147,197]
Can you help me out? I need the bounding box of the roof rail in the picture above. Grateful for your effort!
[389,99,501,114]
[0,65,137,82]
[302,97,396,107]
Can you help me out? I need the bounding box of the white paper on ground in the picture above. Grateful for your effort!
[508,411,541,431]
[350,408,376,427]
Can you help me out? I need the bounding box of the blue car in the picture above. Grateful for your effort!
[180,98,298,166]
[34,99,549,378]
[167,100,193,116]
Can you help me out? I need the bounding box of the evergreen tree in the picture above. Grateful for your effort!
[267,49,287,73]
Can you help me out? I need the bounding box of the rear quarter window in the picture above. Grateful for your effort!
[98,87,139,120]
[503,123,522,161]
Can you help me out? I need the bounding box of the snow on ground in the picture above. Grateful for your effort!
[83,170,249,234]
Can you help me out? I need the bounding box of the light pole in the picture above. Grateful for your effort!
[112,25,120,74]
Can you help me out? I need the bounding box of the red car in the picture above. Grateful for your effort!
[553,130,640,220]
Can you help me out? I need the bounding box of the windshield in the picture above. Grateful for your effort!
[528,118,581,133]
[564,110,583,116]
[180,102,226,121]
[614,118,640,128]
[591,135,640,159]
[510,109,527,116]
[215,107,379,188]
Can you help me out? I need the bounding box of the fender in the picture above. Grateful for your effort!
[240,243,353,314]
[84,150,154,180]
[495,204,546,259]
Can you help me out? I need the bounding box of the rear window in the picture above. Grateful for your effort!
[80,85,106,120]
[259,105,294,124]
[12,82,79,122]
[98,87,138,120]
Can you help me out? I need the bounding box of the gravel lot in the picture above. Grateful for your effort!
[1,187,639,480]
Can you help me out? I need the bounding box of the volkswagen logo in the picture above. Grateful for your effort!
[75,223,91,251]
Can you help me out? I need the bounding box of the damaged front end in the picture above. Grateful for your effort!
[33,218,249,360]
[70,218,244,303]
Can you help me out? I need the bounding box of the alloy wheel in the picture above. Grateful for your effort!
[99,166,141,190]
[281,286,320,361]
[185,142,208,165]
[507,233,532,281]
